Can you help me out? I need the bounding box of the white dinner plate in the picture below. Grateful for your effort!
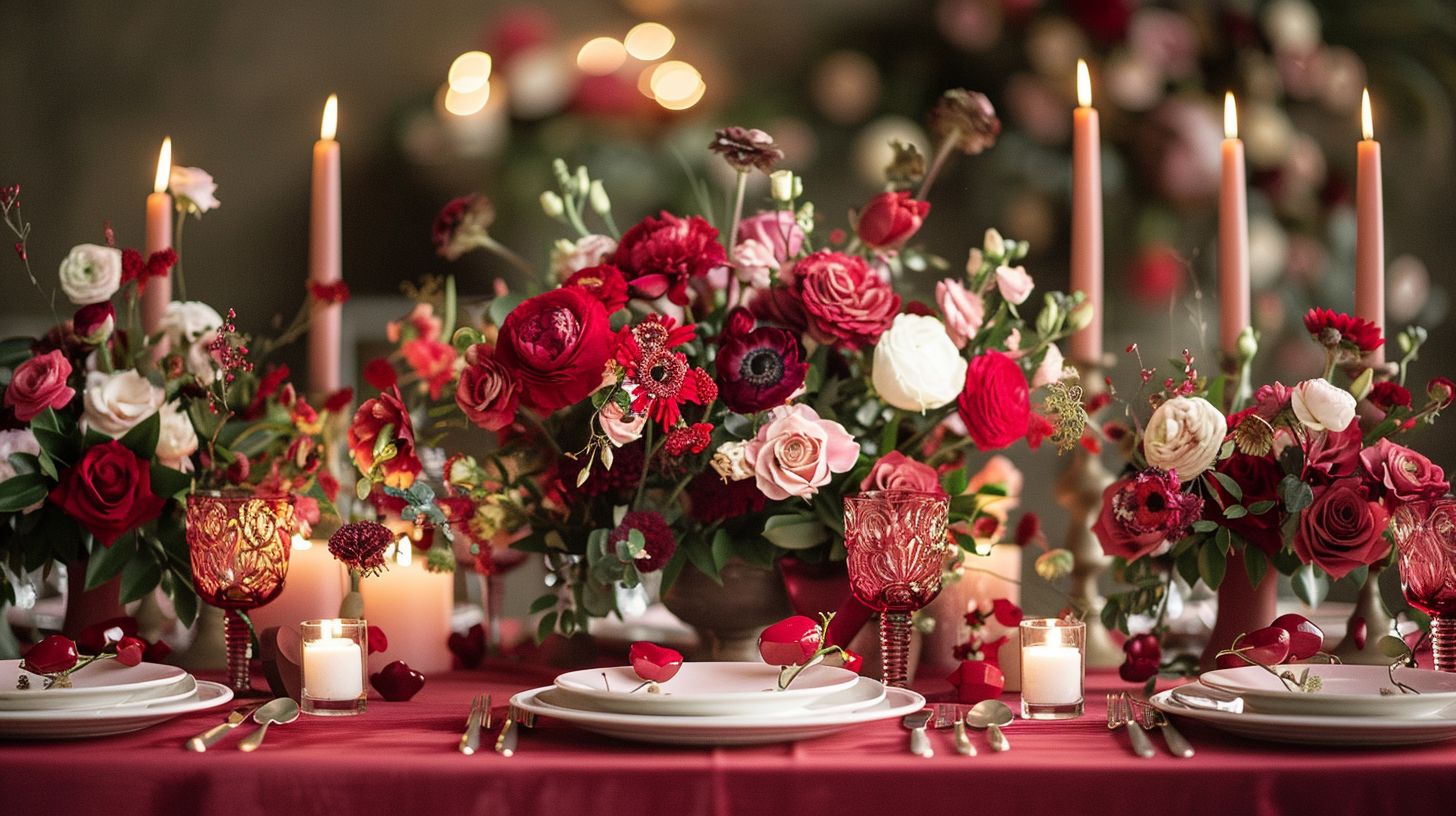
[1199,664,1456,718]
[513,683,925,745]
[553,662,860,717]
[0,680,233,739]
[0,660,189,711]
[557,675,888,720]
[1151,687,1456,746]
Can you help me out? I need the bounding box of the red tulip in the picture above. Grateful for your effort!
[629,642,684,684]
[758,616,822,666]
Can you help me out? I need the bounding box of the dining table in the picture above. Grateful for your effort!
[2,661,1454,816]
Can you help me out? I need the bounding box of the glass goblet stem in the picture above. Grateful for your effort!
[225,609,253,693]
[879,610,913,688]
[1434,616,1456,673]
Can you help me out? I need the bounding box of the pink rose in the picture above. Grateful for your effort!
[1360,438,1449,509]
[853,191,929,251]
[1293,479,1390,581]
[599,398,647,446]
[735,211,804,288]
[791,251,900,350]
[5,350,75,421]
[860,451,943,495]
[454,344,521,432]
[745,404,860,500]
[935,279,984,349]
[994,264,1034,305]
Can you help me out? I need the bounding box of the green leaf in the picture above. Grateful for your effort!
[120,548,162,604]
[580,577,613,617]
[1176,545,1202,589]
[536,611,558,643]
[941,466,969,498]
[528,594,558,615]
[1377,635,1410,659]
[149,463,193,501]
[86,533,138,590]
[1198,542,1227,590]
[710,529,734,573]
[1211,471,1243,502]
[487,293,527,327]
[1247,500,1277,515]
[1243,545,1268,590]
[1190,519,1218,533]
[878,411,902,457]
[0,337,34,368]
[117,412,162,460]
[761,514,829,550]
[1290,563,1330,607]
[657,545,688,596]
[1214,526,1232,556]
[684,539,722,585]
[1279,476,1314,514]
[1223,504,1248,520]
[0,472,49,513]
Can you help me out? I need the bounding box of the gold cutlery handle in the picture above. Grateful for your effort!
[495,719,517,757]
[953,721,975,756]
[237,722,271,753]
[986,723,1009,752]
[186,721,240,752]
[460,702,484,755]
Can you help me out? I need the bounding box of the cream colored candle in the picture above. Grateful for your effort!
[1218,92,1249,360]
[1021,644,1082,705]
[1356,89,1385,368]
[249,538,348,634]
[303,625,364,700]
[142,138,173,341]
[309,94,343,395]
[360,542,454,674]
[1069,60,1102,364]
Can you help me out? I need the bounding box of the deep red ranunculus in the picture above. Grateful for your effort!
[854,191,929,251]
[563,264,629,314]
[347,386,422,489]
[495,287,613,414]
[48,441,166,547]
[1293,478,1390,581]
[1205,452,1285,555]
[714,320,808,413]
[454,343,521,432]
[956,351,1030,451]
[4,349,75,422]
[791,251,899,349]
[613,211,726,306]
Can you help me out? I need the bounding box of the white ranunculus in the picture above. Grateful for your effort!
[1144,396,1226,482]
[0,429,41,483]
[155,401,198,473]
[549,234,617,279]
[1291,378,1357,432]
[82,370,165,438]
[872,314,969,412]
[169,166,220,213]
[57,244,123,305]
[160,301,223,380]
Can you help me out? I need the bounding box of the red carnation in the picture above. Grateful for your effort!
[563,264,629,314]
[401,338,457,400]
[323,387,354,414]
[1303,308,1383,353]
[327,521,397,576]
[957,351,1030,451]
[1369,381,1411,413]
[613,211,726,306]
[608,510,676,573]
[686,470,766,522]
[791,251,900,350]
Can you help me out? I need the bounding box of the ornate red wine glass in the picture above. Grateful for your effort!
[844,490,951,688]
[187,493,296,695]
[1391,497,1456,672]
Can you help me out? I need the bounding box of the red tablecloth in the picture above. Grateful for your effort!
[2,664,1453,816]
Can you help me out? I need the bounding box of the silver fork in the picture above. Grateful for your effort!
[931,704,976,756]
[1127,696,1194,758]
[1106,693,1155,758]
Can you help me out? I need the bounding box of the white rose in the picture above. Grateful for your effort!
[156,402,198,472]
[57,244,122,305]
[872,314,969,412]
[160,301,223,380]
[1144,396,1225,482]
[0,429,41,483]
[710,440,754,482]
[82,370,165,438]
[550,234,617,279]
[169,166,220,213]
[1291,378,1357,432]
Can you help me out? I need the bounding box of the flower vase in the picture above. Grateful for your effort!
[61,560,125,640]
[1330,565,1394,665]
[662,558,792,662]
[1200,553,1279,671]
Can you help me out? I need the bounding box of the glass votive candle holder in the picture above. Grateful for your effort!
[1019,618,1085,720]
[301,619,368,716]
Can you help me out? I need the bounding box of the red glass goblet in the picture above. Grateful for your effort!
[187,493,296,695]
[1391,497,1456,672]
[844,490,951,688]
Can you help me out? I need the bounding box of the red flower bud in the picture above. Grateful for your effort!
[1271,613,1324,660]
[757,615,822,666]
[22,635,79,675]
[116,637,146,667]
[629,642,684,684]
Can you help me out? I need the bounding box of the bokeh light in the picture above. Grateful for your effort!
[649,60,701,102]
[625,23,674,60]
[445,79,491,116]
[448,51,492,93]
[577,37,626,75]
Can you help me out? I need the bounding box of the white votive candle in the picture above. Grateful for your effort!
[304,637,363,700]
[1021,645,1082,705]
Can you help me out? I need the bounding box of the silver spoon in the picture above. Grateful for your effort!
[237,697,300,752]
[965,699,1013,752]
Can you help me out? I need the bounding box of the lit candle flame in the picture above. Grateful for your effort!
[1076,60,1091,108]
[1224,92,1238,140]
[1362,88,1373,141]
[154,137,171,194]
[321,94,338,141]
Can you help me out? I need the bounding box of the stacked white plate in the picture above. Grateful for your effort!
[0,659,233,739]
[511,662,925,746]
[1152,664,1456,746]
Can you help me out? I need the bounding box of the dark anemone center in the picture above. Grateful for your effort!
[740,347,785,387]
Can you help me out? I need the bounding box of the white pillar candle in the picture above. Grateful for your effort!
[360,543,454,674]
[250,538,348,635]
[304,635,364,700]
[1021,644,1083,705]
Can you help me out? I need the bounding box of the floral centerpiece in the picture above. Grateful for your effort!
[0,180,342,629]
[348,90,1091,640]
[1095,312,1450,683]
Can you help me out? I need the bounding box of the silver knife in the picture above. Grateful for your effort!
[902,710,933,758]
[185,702,263,752]
[459,694,489,755]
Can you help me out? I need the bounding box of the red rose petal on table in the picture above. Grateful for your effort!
[628,642,684,684]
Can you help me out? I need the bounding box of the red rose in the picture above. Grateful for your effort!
[791,251,900,349]
[454,343,521,432]
[1302,420,1362,485]
[347,386,422,489]
[563,264,629,314]
[400,338,457,400]
[48,441,167,546]
[956,351,1030,451]
[495,287,613,414]
[1360,438,1448,509]
[1092,477,1167,561]
[1293,478,1390,581]
[854,191,930,250]
[1205,452,1285,555]
[613,211,726,306]
[4,349,75,421]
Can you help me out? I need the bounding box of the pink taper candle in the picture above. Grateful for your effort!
[1218,92,1249,360]
[1356,89,1385,368]
[1069,60,1102,364]
[309,95,343,395]
[142,137,173,339]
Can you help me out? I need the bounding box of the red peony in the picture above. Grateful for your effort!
[1303,308,1383,353]
[454,343,521,432]
[1205,452,1285,555]
[347,386,422,489]
[5,349,75,422]
[495,287,613,414]
[791,251,900,349]
[48,441,167,546]
[613,211,726,306]
[1360,438,1449,509]
[1293,479,1390,581]
[401,338,457,400]
[957,351,1030,451]
[854,191,930,251]
[608,510,676,573]
[563,264,629,314]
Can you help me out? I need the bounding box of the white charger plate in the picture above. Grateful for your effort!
[1151,687,1456,746]
[0,680,233,739]
[513,683,924,746]
[1199,664,1456,718]
[553,662,860,717]
[0,660,189,711]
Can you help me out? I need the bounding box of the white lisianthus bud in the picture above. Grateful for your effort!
[1067,300,1094,333]
[1237,326,1259,361]
[574,166,591,198]
[588,180,611,215]
[770,170,795,202]
[983,228,1006,259]
[540,191,565,219]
